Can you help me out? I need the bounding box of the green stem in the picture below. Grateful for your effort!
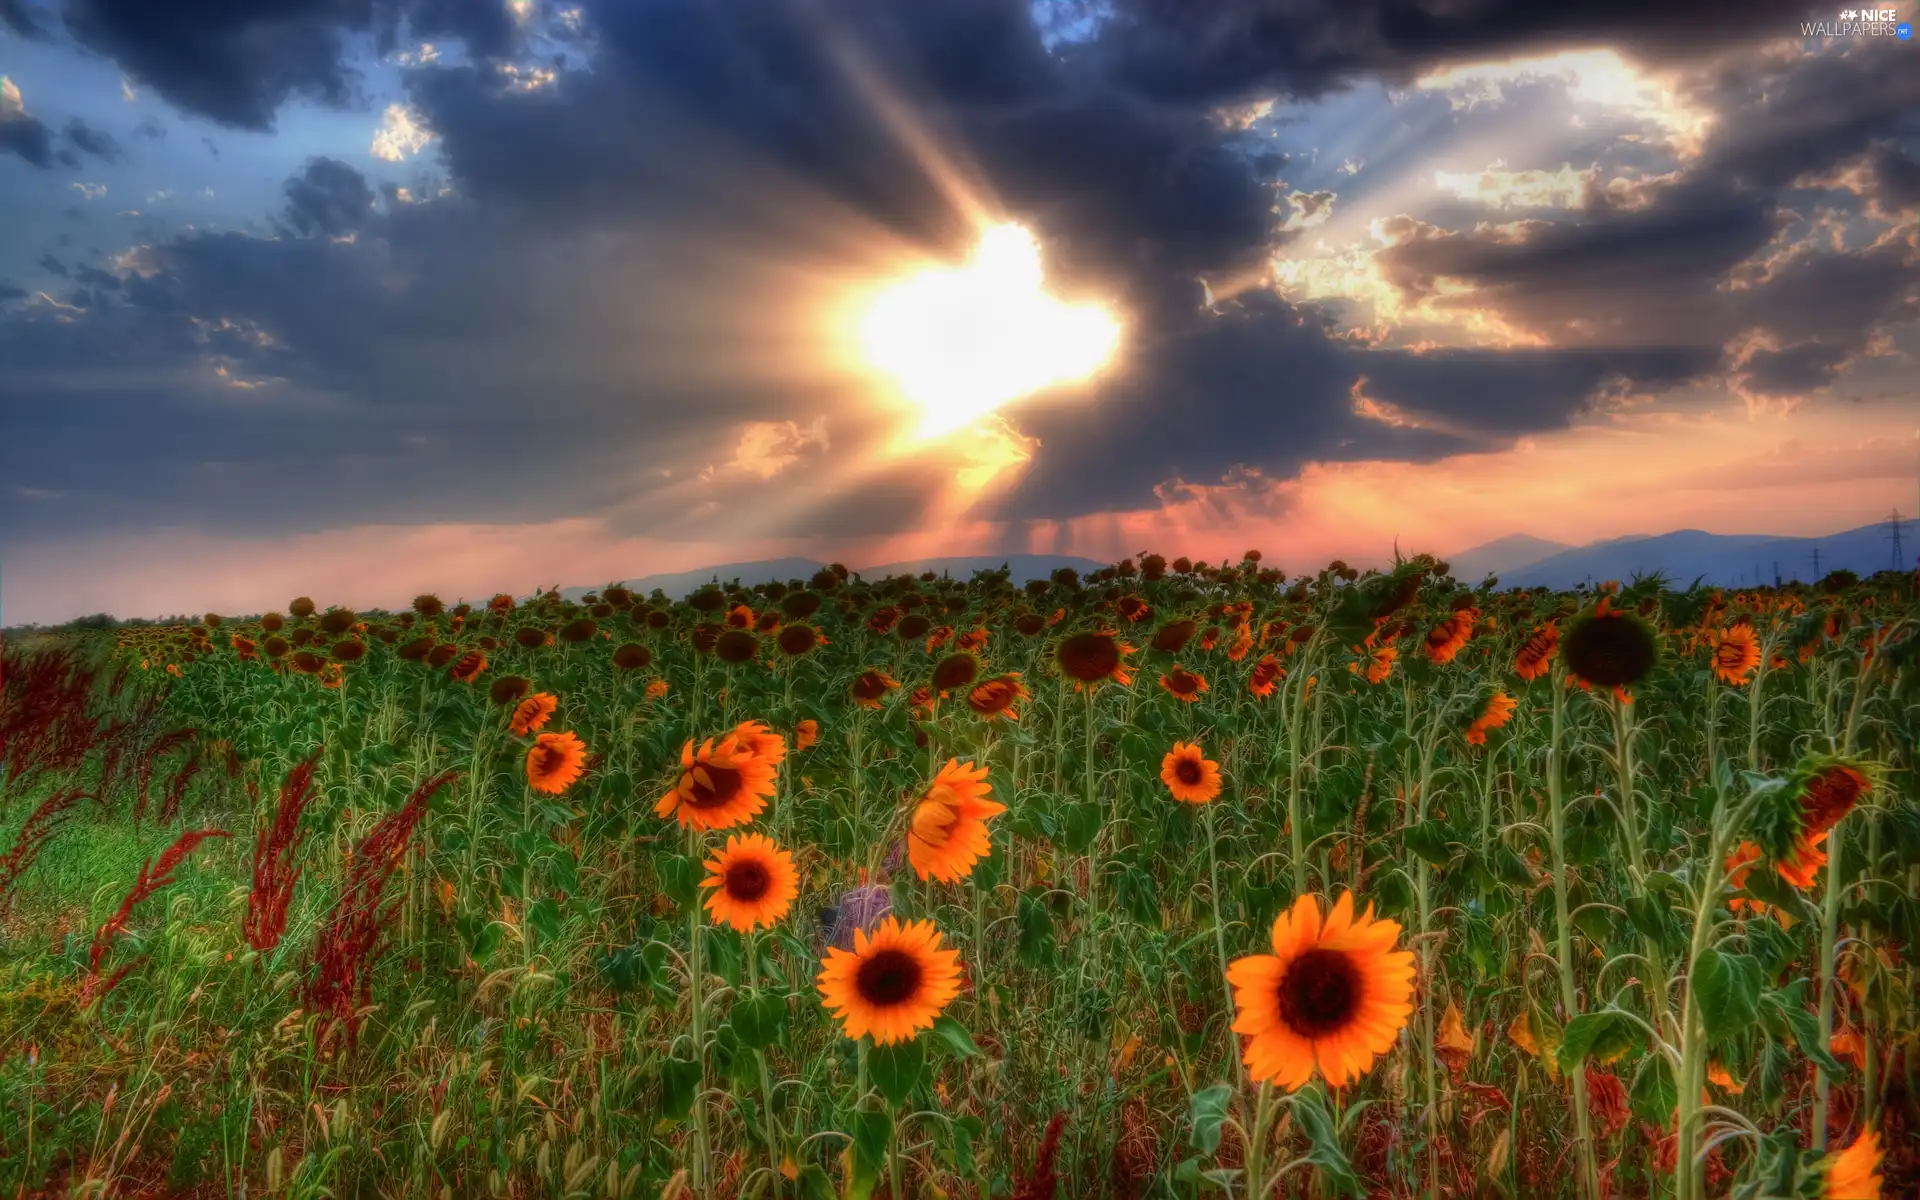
[686,824,712,1199]
[1810,816,1847,1152]
[1203,801,1242,1090]
[1546,666,1601,1200]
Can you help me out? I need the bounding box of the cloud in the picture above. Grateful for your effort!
[1433,162,1596,209]
[0,0,46,38]
[281,157,375,237]
[0,75,55,168]
[64,117,123,162]
[369,103,433,162]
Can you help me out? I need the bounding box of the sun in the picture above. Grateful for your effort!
[858,224,1121,439]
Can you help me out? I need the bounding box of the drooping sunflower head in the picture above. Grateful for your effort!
[1708,623,1763,686]
[331,639,366,663]
[1159,665,1209,702]
[1559,597,1660,689]
[655,732,778,831]
[729,719,787,768]
[906,759,1003,883]
[514,626,552,649]
[1056,631,1135,689]
[1160,741,1221,804]
[780,590,823,619]
[288,596,316,620]
[1249,654,1284,698]
[966,673,1029,721]
[931,651,982,695]
[700,833,799,932]
[1226,891,1416,1090]
[1752,754,1873,869]
[1818,1126,1882,1199]
[612,642,652,671]
[1464,691,1518,746]
[715,628,759,664]
[449,649,488,683]
[816,916,964,1045]
[851,668,900,709]
[794,718,819,750]
[488,674,531,704]
[413,593,445,617]
[290,650,325,675]
[1150,619,1197,654]
[1513,621,1560,682]
[526,730,587,794]
[1116,595,1151,623]
[509,692,558,735]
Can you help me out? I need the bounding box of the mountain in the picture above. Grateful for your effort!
[1446,534,1573,583]
[1501,522,1909,590]
[562,553,1109,602]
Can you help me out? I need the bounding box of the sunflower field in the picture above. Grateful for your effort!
[1,554,1916,1198]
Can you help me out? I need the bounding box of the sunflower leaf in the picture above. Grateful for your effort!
[730,990,787,1051]
[1291,1084,1364,1198]
[656,1055,701,1122]
[866,1039,924,1107]
[930,1015,982,1059]
[1628,1053,1676,1124]
[1693,949,1763,1044]
[1555,1010,1643,1073]
[1187,1083,1235,1153]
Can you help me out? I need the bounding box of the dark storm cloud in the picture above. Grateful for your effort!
[2,0,1914,544]
[63,117,121,161]
[281,156,374,237]
[0,283,25,303]
[59,0,521,130]
[0,0,47,38]
[1083,0,1825,104]
[0,107,54,167]
[37,254,67,275]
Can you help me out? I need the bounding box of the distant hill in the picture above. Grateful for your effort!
[1501,522,1910,589]
[562,553,1109,602]
[1446,534,1573,583]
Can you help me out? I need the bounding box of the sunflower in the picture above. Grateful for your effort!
[931,651,982,695]
[725,604,754,629]
[318,663,345,689]
[1425,610,1477,665]
[851,669,900,709]
[290,650,324,675]
[645,678,670,700]
[1226,623,1255,662]
[777,624,825,656]
[1560,596,1659,689]
[1351,643,1398,685]
[612,643,652,671]
[1227,891,1416,1090]
[1159,665,1209,702]
[655,731,779,831]
[1056,631,1135,690]
[1514,622,1560,682]
[1116,595,1151,623]
[1752,755,1871,875]
[729,719,787,768]
[1708,623,1762,686]
[966,673,1029,720]
[700,833,799,932]
[1249,654,1284,698]
[956,627,989,652]
[715,629,759,664]
[231,635,258,661]
[489,674,532,705]
[1820,1127,1882,1199]
[449,649,488,684]
[509,692,558,736]
[1015,613,1047,636]
[526,731,587,795]
[1726,835,1828,925]
[1160,742,1222,804]
[868,606,902,634]
[1464,692,1517,745]
[817,917,964,1045]
[1151,620,1197,653]
[905,760,1003,884]
[795,719,819,750]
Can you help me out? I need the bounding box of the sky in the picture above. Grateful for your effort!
[1,0,1917,624]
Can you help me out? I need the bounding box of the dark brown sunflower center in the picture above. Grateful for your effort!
[1801,768,1864,835]
[1277,948,1362,1039]
[1174,758,1203,786]
[932,654,979,691]
[855,948,924,1007]
[1561,614,1657,687]
[1169,671,1198,694]
[1059,634,1121,681]
[531,745,567,776]
[686,765,744,809]
[724,859,773,902]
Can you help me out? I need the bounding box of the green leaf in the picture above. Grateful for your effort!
[1778,1001,1848,1079]
[946,1114,983,1177]
[1693,949,1763,1044]
[850,1108,893,1174]
[525,897,562,945]
[1556,1010,1644,1073]
[656,1056,701,1122]
[730,990,787,1051]
[1017,889,1057,968]
[1736,865,1819,927]
[1402,820,1454,867]
[1057,800,1101,853]
[1628,1053,1676,1124]
[1291,1085,1363,1198]
[1188,1083,1235,1153]
[930,1015,982,1059]
[657,855,701,906]
[866,1039,924,1108]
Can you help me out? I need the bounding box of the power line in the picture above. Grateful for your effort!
[1889,509,1906,572]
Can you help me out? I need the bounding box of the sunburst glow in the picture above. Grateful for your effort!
[858,224,1121,439]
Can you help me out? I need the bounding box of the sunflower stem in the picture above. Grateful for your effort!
[1545,663,1602,1200]
[1810,814,1846,1152]
[1203,800,1243,1091]
[748,936,783,1200]
[686,822,712,1200]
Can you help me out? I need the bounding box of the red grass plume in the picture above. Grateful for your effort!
[305,768,461,1048]
[244,748,325,952]
[0,648,106,792]
[1014,1113,1068,1200]
[84,828,231,1002]
[0,787,91,904]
